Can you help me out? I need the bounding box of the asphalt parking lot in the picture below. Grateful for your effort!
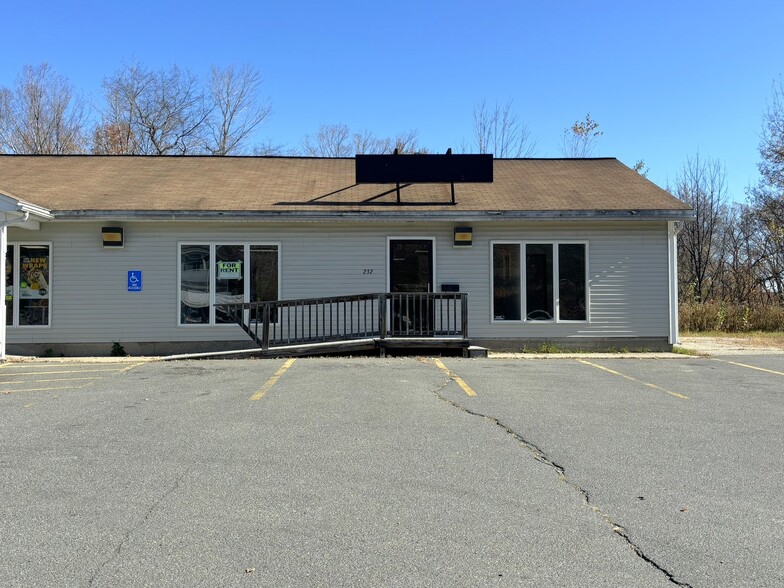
[1,354,782,587]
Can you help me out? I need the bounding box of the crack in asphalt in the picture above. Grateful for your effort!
[429,376,693,588]
[87,467,191,587]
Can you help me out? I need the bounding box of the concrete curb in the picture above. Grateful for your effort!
[487,351,697,360]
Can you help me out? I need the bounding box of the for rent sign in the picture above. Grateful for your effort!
[217,261,242,279]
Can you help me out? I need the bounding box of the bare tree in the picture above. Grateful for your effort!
[301,124,423,156]
[390,129,426,153]
[675,154,729,303]
[560,113,603,157]
[632,159,649,176]
[466,99,536,157]
[719,203,784,304]
[93,62,146,154]
[204,65,272,155]
[252,141,285,156]
[751,78,784,218]
[98,62,209,155]
[748,78,784,299]
[0,63,87,154]
[301,124,353,157]
[92,121,135,155]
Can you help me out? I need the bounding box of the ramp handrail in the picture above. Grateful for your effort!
[217,292,468,350]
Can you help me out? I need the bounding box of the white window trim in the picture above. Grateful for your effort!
[178,242,212,328]
[490,241,524,324]
[245,243,282,328]
[489,240,590,325]
[177,242,281,327]
[7,241,53,329]
[552,241,590,324]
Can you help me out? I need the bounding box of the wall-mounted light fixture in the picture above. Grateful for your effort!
[453,226,472,247]
[102,226,124,248]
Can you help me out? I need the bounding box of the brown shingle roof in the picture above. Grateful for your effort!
[0,155,690,215]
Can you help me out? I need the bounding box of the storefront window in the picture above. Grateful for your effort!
[492,243,521,321]
[490,241,588,324]
[250,245,279,322]
[558,244,587,321]
[179,243,279,326]
[526,244,554,321]
[180,245,210,325]
[5,244,51,327]
[5,245,13,326]
[215,245,244,324]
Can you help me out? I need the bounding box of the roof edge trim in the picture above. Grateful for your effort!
[0,190,53,220]
[50,209,696,222]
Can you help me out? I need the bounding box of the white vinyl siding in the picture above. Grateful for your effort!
[6,220,670,345]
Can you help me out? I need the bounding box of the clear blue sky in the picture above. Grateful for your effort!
[2,0,782,201]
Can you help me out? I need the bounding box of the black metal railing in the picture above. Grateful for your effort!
[217,292,468,350]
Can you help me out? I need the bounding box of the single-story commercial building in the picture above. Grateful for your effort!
[0,155,692,357]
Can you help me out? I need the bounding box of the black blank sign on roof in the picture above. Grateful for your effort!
[355,154,493,184]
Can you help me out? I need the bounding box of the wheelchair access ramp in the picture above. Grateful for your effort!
[216,292,471,357]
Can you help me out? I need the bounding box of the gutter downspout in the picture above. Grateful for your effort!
[668,220,684,346]
[1,212,30,360]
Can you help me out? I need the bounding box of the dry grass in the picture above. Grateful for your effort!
[680,302,784,332]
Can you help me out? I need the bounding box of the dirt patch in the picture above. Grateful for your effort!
[679,336,784,355]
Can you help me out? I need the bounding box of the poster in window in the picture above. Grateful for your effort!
[20,253,50,299]
[5,245,13,326]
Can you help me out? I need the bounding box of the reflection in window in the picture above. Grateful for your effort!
[250,245,278,322]
[526,244,554,321]
[180,245,210,324]
[558,244,586,321]
[493,244,521,320]
[215,245,244,324]
[179,244,280,326]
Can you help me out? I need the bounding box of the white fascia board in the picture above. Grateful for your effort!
[0,191,53,220]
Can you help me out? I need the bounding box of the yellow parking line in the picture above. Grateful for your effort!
[251,358,297,401]
[0,377,99,385]
[715,359,784,377]
[119,362,150,373]
[0,368,126,376]
[577,360,689,400]
[2,381,97,394]
[1,362,132,369]
[432,359,477,397]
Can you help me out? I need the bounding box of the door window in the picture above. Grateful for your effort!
[389,240,433,293]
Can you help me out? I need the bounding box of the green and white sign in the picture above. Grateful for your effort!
[217,261,242,279]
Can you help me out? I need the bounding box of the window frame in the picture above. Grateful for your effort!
[489,240,589,325]
[177,242,281,327]
[490,241,524,323]
[6,241,54,329]
[555,242,590,323]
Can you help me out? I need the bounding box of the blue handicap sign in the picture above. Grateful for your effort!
[128,270,142,292]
